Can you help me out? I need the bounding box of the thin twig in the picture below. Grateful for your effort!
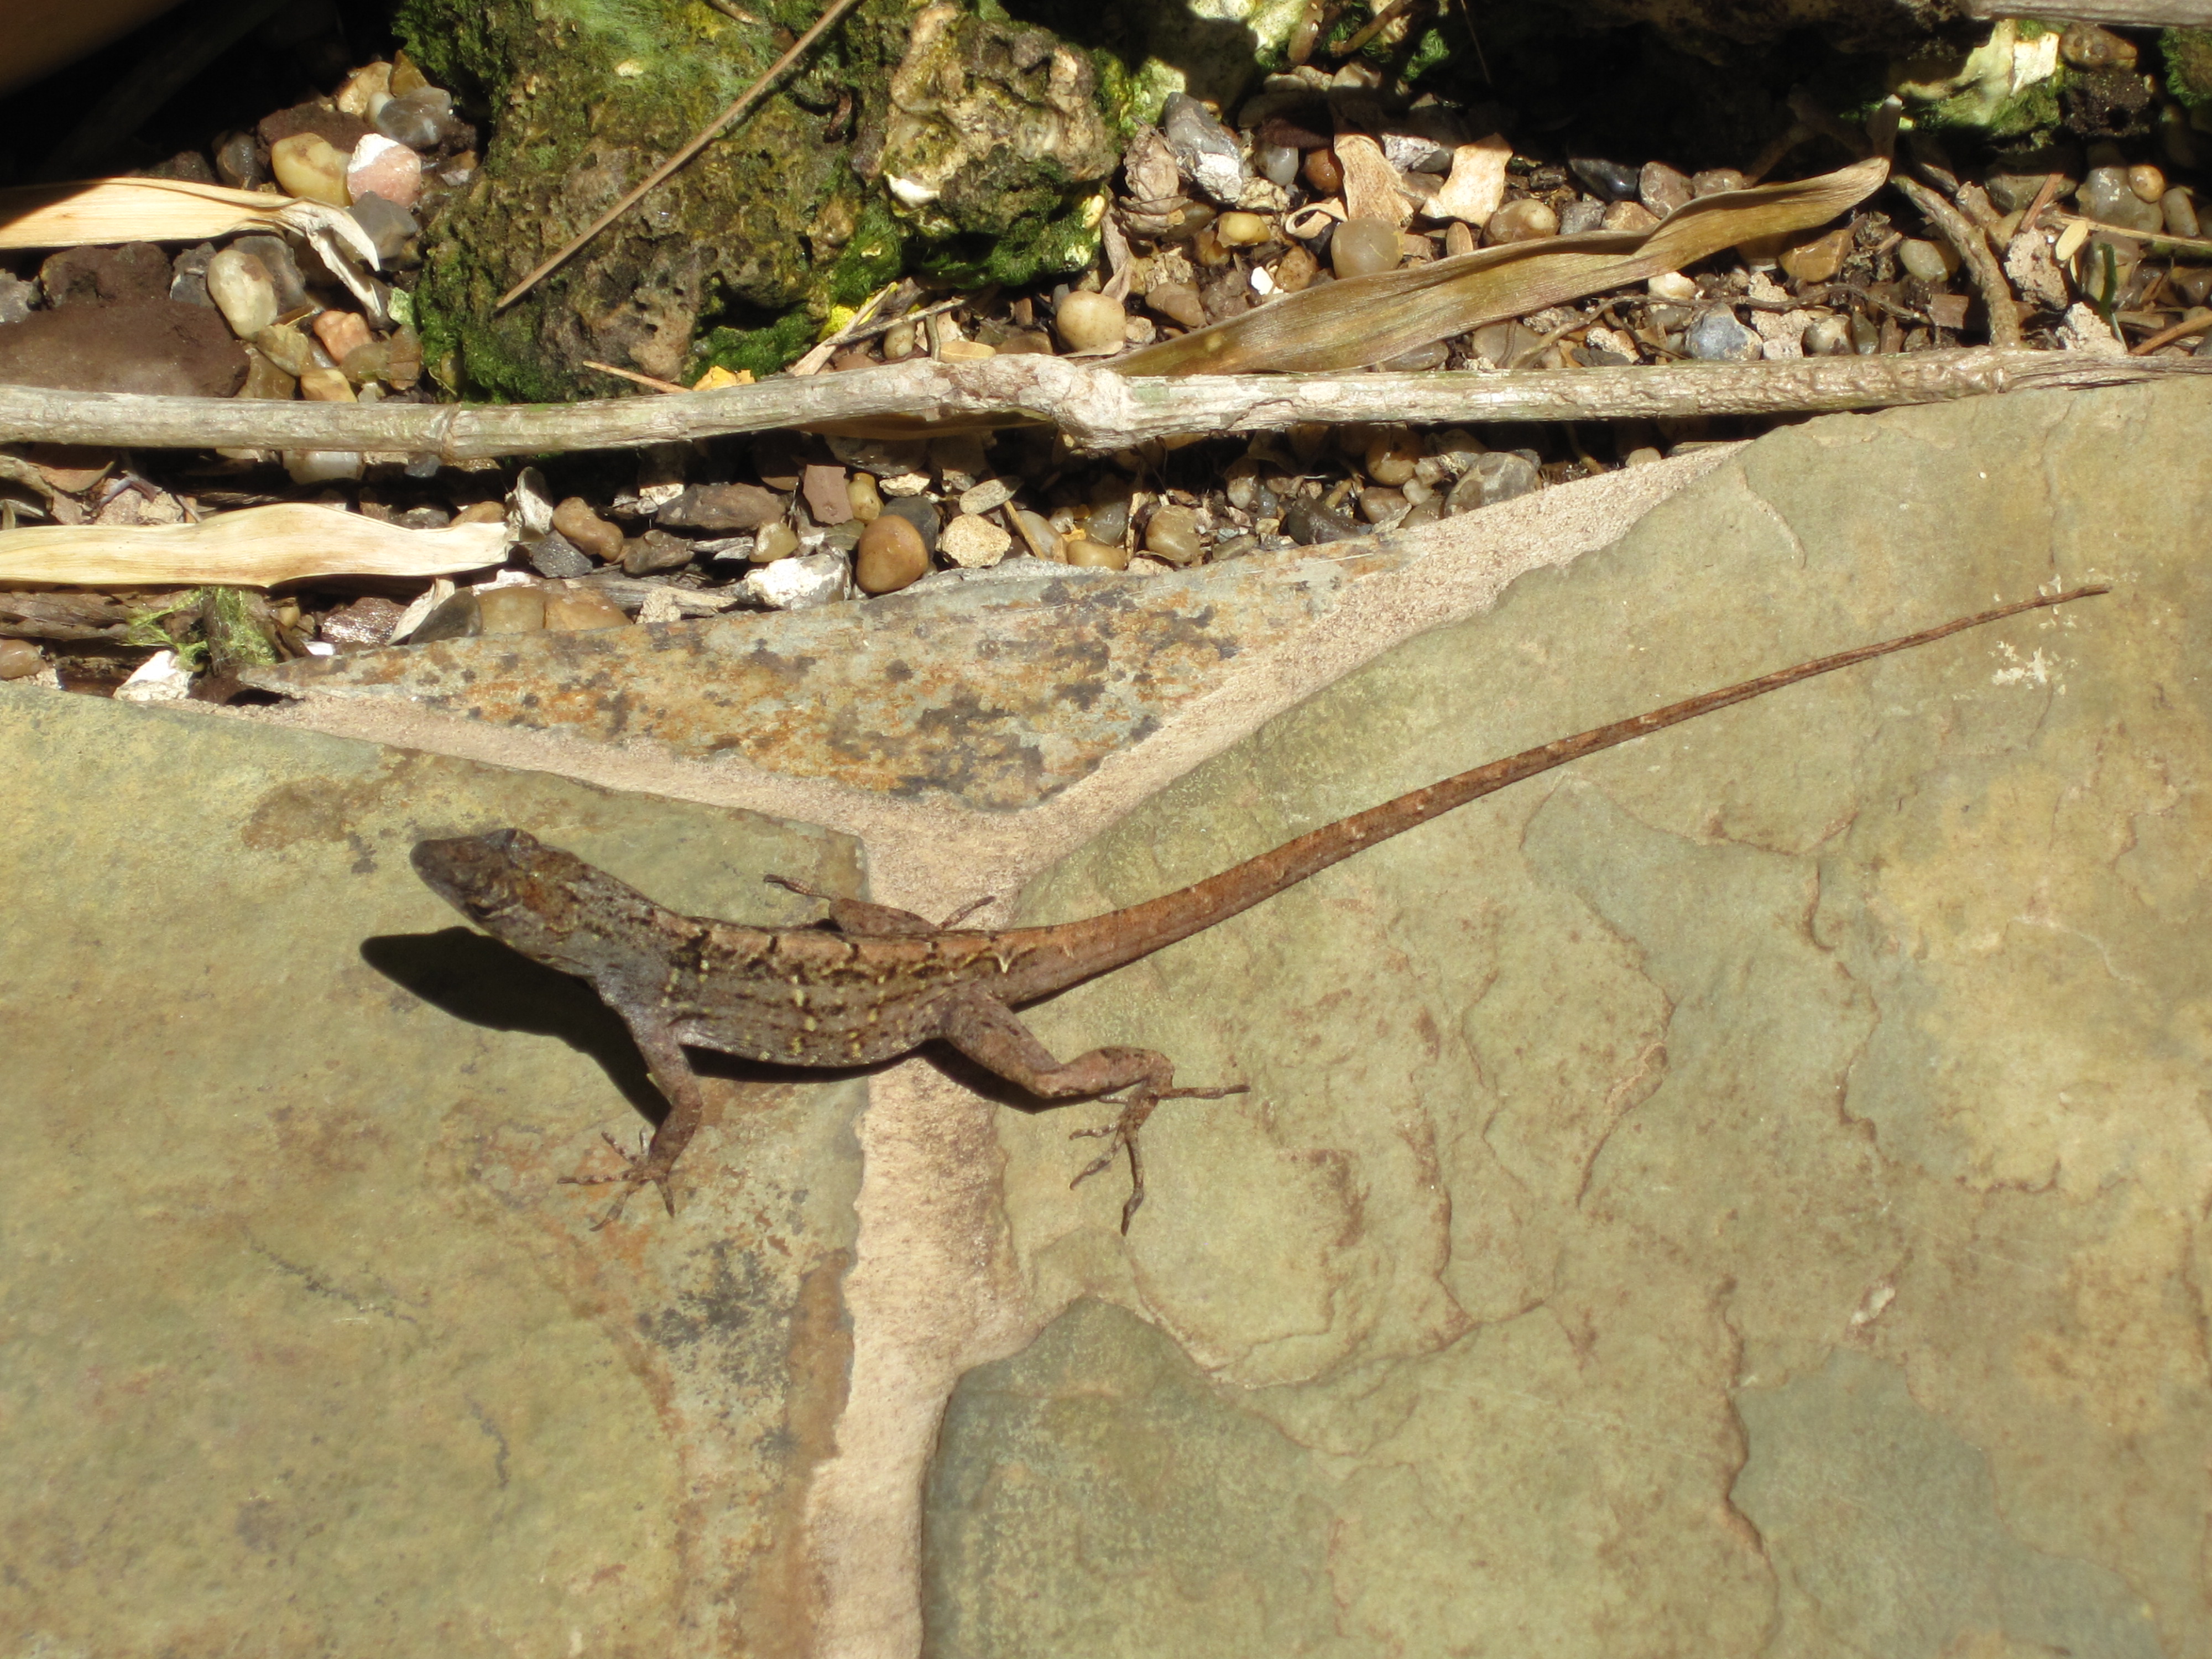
[495,0,865,311]
[2130,309,2212,355]
[581,359,690,393]
[4,352,2206,460]
[1894,174,2021,347]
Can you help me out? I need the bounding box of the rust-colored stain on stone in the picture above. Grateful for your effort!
[253,547,1413,810]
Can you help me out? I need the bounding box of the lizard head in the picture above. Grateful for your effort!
[411,828,659,975]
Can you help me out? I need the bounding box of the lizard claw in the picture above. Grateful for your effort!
[560,1130,677,1228]
[1068,1082,1249,1233]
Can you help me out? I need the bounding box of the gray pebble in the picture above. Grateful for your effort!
[169,242,217,308]
[2078,165,2162,233]
[1447,451,1541,513]
[348,194,419,262]
[1570,157,1639,201]
[1162,93,1247,206]
[623,529,697,576]
[2163,187,2200,240]
[0,273,34,325]
[375,89,451,152]
[1254,142,1300,189]
[1282,499,1359,545]
[1684,309,1762,362]
[215,131,267,189]
[1558,199,1608,235]
[229,233,307,311]
[528,530,593,579]
[410,589,481,643]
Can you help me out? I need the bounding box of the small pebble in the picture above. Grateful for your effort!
[270,133,351,206]
[215,131,266,189]
[1331,217,1401,278]
[993,330,1053,357]
[347,192,418,261]
[375,89,450,152]
[205,249,277,338]
[551,497,623,561]
[1897,238,1955,281]
[1601,200,1659,234]
[2128,163,2166,204]
[2163,188,2200,239]
[1364,426,1420,485]
[847,473,883,521]
[1486,199,1558,244]
[623,529,696,575]
[1646,270,1697,302]
[1803,313,1854,355]
[752,523,800,563]
[0,639,44,679]
[940,513,1013,568]
[1683,310,1762,361]
[335,61,392,117]
[239,349,295,399]
[1146,281,1206,328]
[855,514,930,592]
[231,234,306,309]
[1142,504,1203,565]
[528,531,593,580]
[958,478,1016,516]
[1640,160,1692,216]
[299,367,355,402]
[1302,148,1343,195]
[1013,508,1062,560]
[452,500,507,525]
[2078,165,2162,233]
[1445,451,1540,512]
[1161,93,1247,205]
[801,463,853,526]
[543,586,632,631]
[1282,499,1359,545]
[1569,157,1639,201]
[743,551,848,611]
[312,309,371,362]
[1359,486,1408,525]
[1062,538,1129,570]
[1443,222,1475,257]
[1217,211,1270,246]
[511,466,555,535]
[347,135,421,210]
[1558,200,1606,235]
[478,585,547,635]
[1085,486,1133,548]
[880,321,916,360]
[1780,226,1852,284]
[1056,290,1125,352]
[1691,168,1745,196]
[115,650,192,703]
[1255,142,1300,189]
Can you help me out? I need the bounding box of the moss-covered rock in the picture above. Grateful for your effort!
[2164,29,2212,113]
[395,0,1125,401]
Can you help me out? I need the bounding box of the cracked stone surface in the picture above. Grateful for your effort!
[930,379,2212,1657]
[0,693,867,1656]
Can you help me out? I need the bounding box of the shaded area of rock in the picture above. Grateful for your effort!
[0,301,246,396]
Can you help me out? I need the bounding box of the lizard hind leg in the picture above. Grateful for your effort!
[557,1018,709,1229]
[936,990,1247,1233]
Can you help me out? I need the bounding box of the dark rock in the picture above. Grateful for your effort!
[879,495,940,554]
[528,531,594,580]
[410,589,481,644]
[215,131,268,189]
[347,195,419,263]
[1282,499,1358,545]
[622,530,697,576]
[1569,157,1641,201]
[317,594,405,649]
[39,243,172,308]
[0,302,247,397]
[656,482,785,531]
[140,150,217,183]
[0,274,35,325]
[258,102,373,154]
[228,235,307,312]
[169,243,218,309]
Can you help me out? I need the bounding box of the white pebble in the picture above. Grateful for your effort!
[115,650,192,703]
[939,513,1013,568]
[743,550,851,609]
[205,248,278,338]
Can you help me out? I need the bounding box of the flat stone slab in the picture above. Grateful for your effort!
[924,378,2212,1656]
[0,691,865,1656]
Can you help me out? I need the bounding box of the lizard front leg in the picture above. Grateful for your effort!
[560,1014,709,1228]
[936,989,1245,1232]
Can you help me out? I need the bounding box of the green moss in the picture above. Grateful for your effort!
[914,196,1099,289]
[826,200,905,307]
[2165,29,2212,110]
[1916,77,2064,140]
[692,309,818,380]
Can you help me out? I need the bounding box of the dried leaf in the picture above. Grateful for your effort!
[0,177,379,269]
[1113,156,1890,377]
[0,503,507,587]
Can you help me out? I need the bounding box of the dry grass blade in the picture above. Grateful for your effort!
[0,176,379,268]
[1112,156,1890,377]
[0,504,508,587]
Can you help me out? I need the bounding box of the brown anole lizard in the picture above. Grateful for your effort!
[412,585,2104,1230]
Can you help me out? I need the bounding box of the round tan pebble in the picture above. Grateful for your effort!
[1272,244,1319,290]
[542,586,633,631]
[269,133,351,206]
[1055,290,1126,352]
[452,500,507,525]
[2128,163,2166,203]
[1331,217,1401,278]
[1216,211,1270,246]
[855,514,930,593]
[0,638,44,680]
[939,512,1013,568]
[551,497,624,562]
[1485,198,1558,244]
[1359,486,1408,524]
[1014,508,1063,560]
[752,523,800,564]
[1142,505,1203,565]
[1303,148,1343,195]
[476,583,546,635]
[847,473,883,523]
[1364,426,1420,486]
[1062,538,1130,570]
[1443,221,1476,257]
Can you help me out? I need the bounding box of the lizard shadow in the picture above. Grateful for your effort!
[361,928,886,1128]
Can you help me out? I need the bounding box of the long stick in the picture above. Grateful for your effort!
[495,0,866,311]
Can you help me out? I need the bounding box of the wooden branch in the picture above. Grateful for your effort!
[1961,1,2212,20]
[2,351,2205,460]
